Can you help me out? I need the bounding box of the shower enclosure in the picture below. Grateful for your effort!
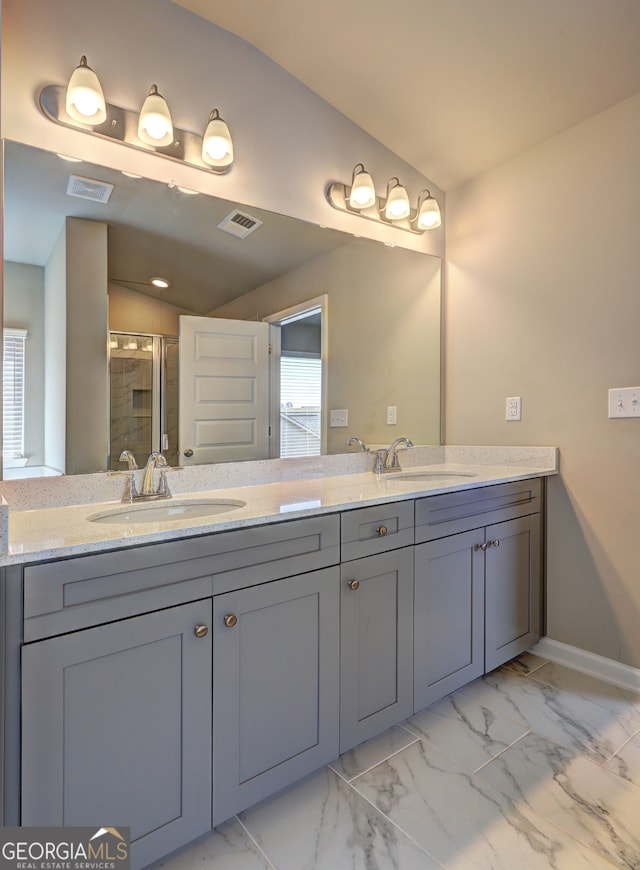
[108,332,179,470]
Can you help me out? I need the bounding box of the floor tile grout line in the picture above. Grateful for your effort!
[330,734,421,783]
[234,813,279,870]
[600,723,640,769]
[472,729,532,774]
[337,770,445,868]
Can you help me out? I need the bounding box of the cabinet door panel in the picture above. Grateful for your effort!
[340,549,414,753]
[212,567,339,824]
[485,514,541,671]
[21,600,212,870]
[414,531,484,710]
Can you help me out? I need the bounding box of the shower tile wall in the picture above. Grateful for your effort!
[109,351,153,469]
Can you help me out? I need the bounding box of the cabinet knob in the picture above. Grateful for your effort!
[348,579,360,591]
[474,542,489,551]
[194,624,208,638]
[376,525,388,537]
[491,539,500,548]
[224,613,238,628]
[183,448,194,458]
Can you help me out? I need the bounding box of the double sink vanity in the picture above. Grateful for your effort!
[0,445,557,869]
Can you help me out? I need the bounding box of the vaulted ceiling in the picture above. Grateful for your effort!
[172,0,640,189]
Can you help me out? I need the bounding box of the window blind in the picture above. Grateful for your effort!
[3,328,28,460]
[280,355,322,458]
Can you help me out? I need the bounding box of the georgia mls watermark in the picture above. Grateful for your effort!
[0,827,130,870]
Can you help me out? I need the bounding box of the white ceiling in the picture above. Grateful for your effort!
[172,0,640,190]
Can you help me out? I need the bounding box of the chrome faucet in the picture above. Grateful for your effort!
[119,450,140,501]
[141,452,171,498]
[345,437,368,452]
[374,437,414,473]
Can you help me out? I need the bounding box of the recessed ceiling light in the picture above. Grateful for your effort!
[177,186,199,195]
[57,153,83,163]
[150,277,172,289]
[121,170,143,179]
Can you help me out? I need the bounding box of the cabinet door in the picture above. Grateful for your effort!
[340,548,414,753]
[414,530,485,711]
[21,600,212,870]
[485,513,541,671]
[212,567,339,825]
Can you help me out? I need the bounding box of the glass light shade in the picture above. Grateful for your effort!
[384,182,411,220]
[65,56,106,125]
[202,110,234,166]
[349,168,376,209]
[417,194,441,229]
[138,85,174,147]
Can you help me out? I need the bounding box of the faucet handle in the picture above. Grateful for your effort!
[119,450,138,470]
[373,448,386,474]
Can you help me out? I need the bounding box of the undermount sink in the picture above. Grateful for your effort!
[387,470,478,482]
[87,498,246,525]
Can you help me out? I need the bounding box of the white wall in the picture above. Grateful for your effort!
[446,92,640,667]
[0,0,443,258]
[3,261,44,466]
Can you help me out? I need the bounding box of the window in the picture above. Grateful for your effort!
[280,355,322,458]
[3,328,27,461]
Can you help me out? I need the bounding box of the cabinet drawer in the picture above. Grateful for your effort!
[341,501,414,561]
[415,479,542,543]
[23,514,340,641]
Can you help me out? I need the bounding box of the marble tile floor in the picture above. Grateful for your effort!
[156,654,640,869]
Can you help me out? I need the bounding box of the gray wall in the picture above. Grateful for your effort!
[446,91,640,668]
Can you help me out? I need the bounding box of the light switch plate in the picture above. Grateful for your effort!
[387,405,397,425]
[330,409,348,427]
[608,387,640,418]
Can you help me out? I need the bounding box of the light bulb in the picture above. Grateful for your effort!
[384,181,410,221]
[416,193,442,230]
[348,165,376,209]
[201,110,233,167]
[65,56,106,125]
[138,85,173,147]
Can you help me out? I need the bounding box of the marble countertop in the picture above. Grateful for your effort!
[1,448,558,566]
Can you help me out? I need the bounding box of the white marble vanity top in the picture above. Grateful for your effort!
[0,446,558,566]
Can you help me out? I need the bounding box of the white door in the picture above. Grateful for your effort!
[179,316,271,465]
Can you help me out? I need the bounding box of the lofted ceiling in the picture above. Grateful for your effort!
[172,0,640,190]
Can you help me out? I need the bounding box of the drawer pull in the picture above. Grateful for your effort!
[376,525,388,537]
[194,624,209,638]
[224,614,238,628]
[348,579,360,591]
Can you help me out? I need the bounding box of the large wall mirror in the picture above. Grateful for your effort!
[2,140,441,479]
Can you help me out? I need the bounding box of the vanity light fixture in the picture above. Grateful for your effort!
[326,163,442,235]
[138,85,173,147]
[65,56,106,125]
[201,109,234,171]
[39,56,235,175]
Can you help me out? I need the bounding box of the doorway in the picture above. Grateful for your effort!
[265,296,327,459]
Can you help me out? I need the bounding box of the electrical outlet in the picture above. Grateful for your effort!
[506,396,522,421]
[329,409,348,427]
[387,405,397,425]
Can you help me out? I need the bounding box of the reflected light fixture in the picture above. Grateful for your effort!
[201,109,234,170]
[326,163,442,234]
[150,277,172,289]
[138,84,173,146]
[39,56,235,175]
[65,56,106,124]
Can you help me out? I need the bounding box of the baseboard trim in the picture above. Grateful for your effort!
[530,637,640,693]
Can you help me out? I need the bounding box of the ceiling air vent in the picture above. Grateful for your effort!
[66,174,114,204]
[217,209,263,239]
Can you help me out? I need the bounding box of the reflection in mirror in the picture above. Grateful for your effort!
[2,140,441,480]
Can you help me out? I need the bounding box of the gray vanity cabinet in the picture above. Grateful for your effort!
[21,599,213,870]
[211,566,340,825]
[414,479,543,709]
[414,530,485,709]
